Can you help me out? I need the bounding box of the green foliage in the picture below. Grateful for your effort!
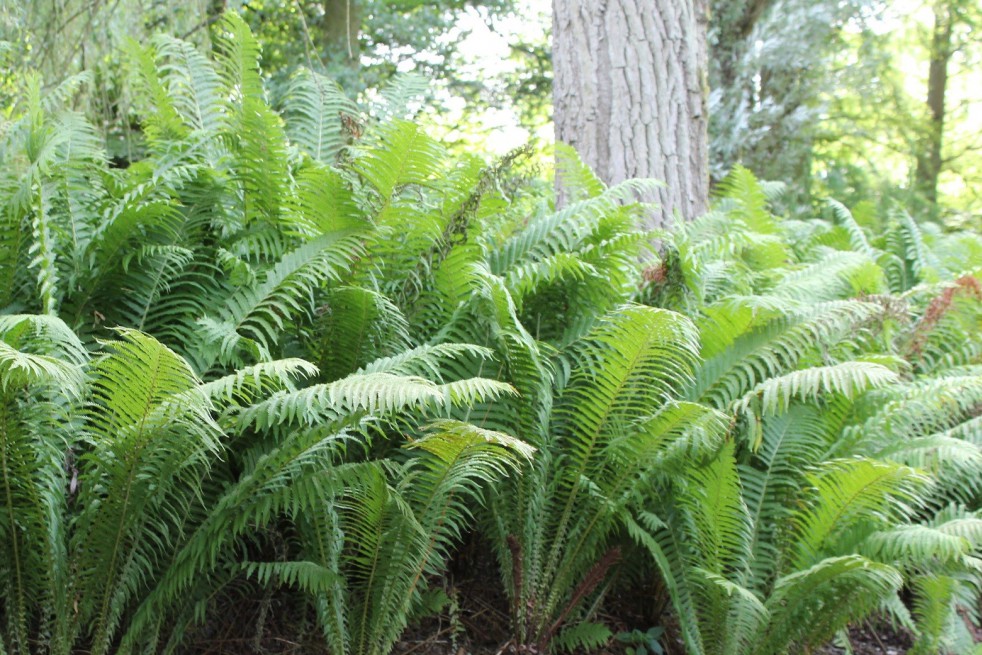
[1,14,979,655]
[638,170,982,655]
[0,18,534,655]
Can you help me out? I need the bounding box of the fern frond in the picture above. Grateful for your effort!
[353,119,445,212]
[793,458,928,568]
[75,328,223,655]
[311,286,412,381]
[554,622,613,653]
[713,165,779,235]
[827,199,876,258]
[863,525,972,568]
[235,369,513,431]
[152,34,227,136]
[242,560,342,594]
[488,179,657,275]
[196,231,364,368]
[692,300,882,409]
[678,442,752,578]
[554,143,606,203]
[763,249,885,302]
[372,73,428,122]
[198,358,319,406]
[761,555,902,655]
[282,69,357,163]
[0,315,83,655]
[734,362,898,417]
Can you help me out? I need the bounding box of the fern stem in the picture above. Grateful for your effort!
[0,399,29,653]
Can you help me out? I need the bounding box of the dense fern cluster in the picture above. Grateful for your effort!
[1,16,980,655]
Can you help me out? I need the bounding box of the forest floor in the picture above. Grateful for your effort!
[183,539,979,655]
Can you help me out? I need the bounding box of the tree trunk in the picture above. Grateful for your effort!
[914,0,953,212]
[553,0,710,227]
[712,0,774,92]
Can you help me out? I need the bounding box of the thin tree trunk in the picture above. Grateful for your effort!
[915,0,953,211]
[553,0,710,227]
[322,0,360,66]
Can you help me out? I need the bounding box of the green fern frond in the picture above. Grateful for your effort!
[764,249,885,301]
[761,555,902,655]
[242,560,342,594]
[691,568,768,655]
[372,73,428,122]
[910,574,959,655]
[0,314,86,392]
[488,179,657,275]
[198,358,319,406]
[734,362,898,417]
[357,343,495,378]
[151,34,227,136]
[553,622,613,653]
[713,165,779,235]
[692,300,882,409]
[312,286,412,381]
[196,230,364,368]
[794,458,928,568]
[678,442,752,578]
[0,314,84,655]
[554,143,606,203]
[827,199,877,258]
[287,165,365,236]
[75,328,223,655]
[337,420,531,655]
[894,207,943,285]
[864,524,974,569]
[282,69,357,163]
[235,368,513,431]
[353,119,445,212]
[119,429,364,654]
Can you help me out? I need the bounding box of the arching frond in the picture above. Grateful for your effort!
[761,556,902,655]
[196,230,364,369]
[371,73,428,122]
[0,314,86,392]
[691,299,882,409]
[793,458,928,568]
[353,119,445,213]
[554,143,606,203]
[236,369,514,432]
[74,328,223,655]
[282,68,357,163]
[863,525,973,568]
[734,361,898,418]
[827,199,876,258]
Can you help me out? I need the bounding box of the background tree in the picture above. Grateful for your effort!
[552,0,710,226]
[0,0,523,159]
[707,0,878,197]
[913,0,980,219]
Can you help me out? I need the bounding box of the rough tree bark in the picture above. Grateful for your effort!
[553,0,711,227]
[914,0,954,212]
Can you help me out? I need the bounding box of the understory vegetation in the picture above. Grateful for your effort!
[1,16,980,655]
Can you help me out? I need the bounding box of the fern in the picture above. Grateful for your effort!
[282,68,358,163]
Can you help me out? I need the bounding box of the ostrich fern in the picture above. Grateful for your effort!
[0,318,529,655]
[0,18,535,655]
[2,14,979,655]
[638,169,982,655]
